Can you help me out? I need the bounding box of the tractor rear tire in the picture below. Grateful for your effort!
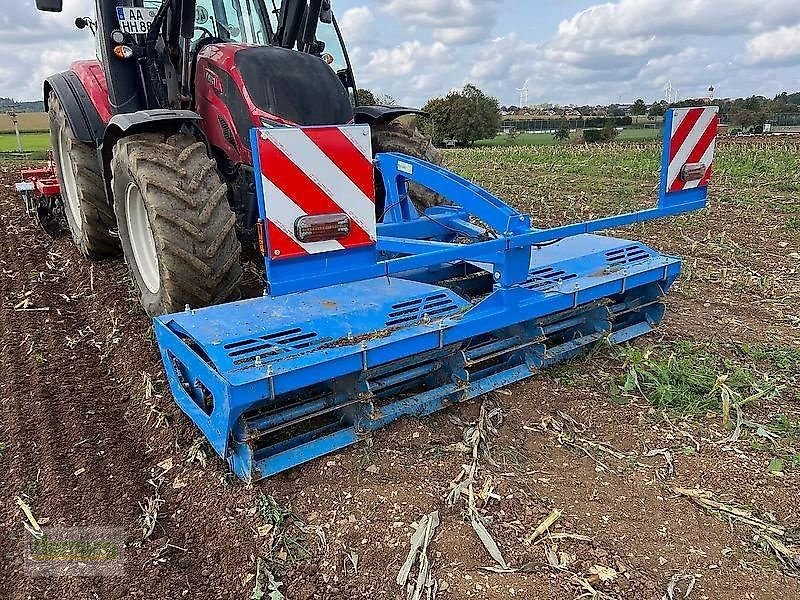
[48,92,120,258]
[111,133,242,317]
[372,121,445,216]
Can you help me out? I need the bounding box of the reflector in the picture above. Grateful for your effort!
[113,45,134,59]
[294,213,351,243]
[679,162,707,182]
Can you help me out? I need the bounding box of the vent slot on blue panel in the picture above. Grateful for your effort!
[227,327,320,365]
[605,245,650,266]
[386,293,460,327]
[523,267,578,292]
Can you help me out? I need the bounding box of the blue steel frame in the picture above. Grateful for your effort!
[154,109,714,480]
[252,109,707,297]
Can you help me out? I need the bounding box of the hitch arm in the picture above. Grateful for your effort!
[375,153,532,236]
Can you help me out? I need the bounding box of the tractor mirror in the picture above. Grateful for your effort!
[337,68,355,90]
[320,0,332,24]
[36,0,63,12]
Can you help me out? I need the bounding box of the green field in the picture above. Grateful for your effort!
[476,127,661,147]
[0,132,51,153]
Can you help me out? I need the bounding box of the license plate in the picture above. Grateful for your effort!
[116,6,157,35]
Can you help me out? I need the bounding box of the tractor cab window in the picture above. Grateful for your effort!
[193,0,271,45]
[315,17,346,73]
[313,14,357,101]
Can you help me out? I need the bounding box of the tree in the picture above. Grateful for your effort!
[377,92,397,106]
[356,89,377,106]
[648,101,666,118]
[767,93,798,115]
[608,104,625,117]
[582,129,603,143]
[422,84,501,146]
[740,95,766,111]
[631,99,647,115]
[505,128,520,145]
[356,89,397,106]
[553,121,570,142]
[731,109,766,131]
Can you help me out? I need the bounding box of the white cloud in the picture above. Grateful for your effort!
[4,0,800,108]
[382,0,496,27]
[746,25,800,65]
[434,26,487,45]
[338,6,374,45]
[469,34,536,82]
[356,39,458,99]
[544,0,800,76]
[381,0,503,45]
[363,40,453,78]
[0,0,94,100]
[556,0,800,40]
[466,0,800,105]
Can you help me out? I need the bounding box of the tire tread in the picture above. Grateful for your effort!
[111,132,242,316]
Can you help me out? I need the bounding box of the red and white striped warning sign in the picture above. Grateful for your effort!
[666,106,720,193]
[257,125,376,260]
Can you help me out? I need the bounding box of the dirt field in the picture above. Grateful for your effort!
[1,137,798,599]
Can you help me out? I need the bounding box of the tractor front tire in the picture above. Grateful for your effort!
[111,133,242,317]
[48,92,120,258]
[372,121,445,216]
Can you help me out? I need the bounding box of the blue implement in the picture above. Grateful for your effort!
[153,108,718,481]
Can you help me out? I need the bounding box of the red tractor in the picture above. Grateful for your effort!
[35,0,440,316]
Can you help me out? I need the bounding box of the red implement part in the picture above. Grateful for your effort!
[36,178,61,197]
[21,168,53,180]
[17,152,64,236]
[20,153,61,198]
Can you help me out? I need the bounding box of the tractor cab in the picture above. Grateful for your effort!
[191,0,271,44]
[186,0,358,128]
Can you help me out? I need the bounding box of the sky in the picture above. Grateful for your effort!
[2,0,800,107]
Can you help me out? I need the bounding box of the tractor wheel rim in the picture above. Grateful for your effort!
[57,126,82,232]
[125,182,160,294]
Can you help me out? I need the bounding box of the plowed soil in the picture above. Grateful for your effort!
[1,139,798,600]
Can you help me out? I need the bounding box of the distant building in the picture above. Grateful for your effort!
[767,113,800,134]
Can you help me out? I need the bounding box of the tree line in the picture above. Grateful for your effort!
[357,86,800,145]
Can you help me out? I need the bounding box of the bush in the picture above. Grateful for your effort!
[553,123,570,142]
[422,84,500,146]
[582,129,603,143]
[601,118,619,141]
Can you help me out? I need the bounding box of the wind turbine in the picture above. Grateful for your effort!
[516,79,530,107]
[664,80,679,104]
